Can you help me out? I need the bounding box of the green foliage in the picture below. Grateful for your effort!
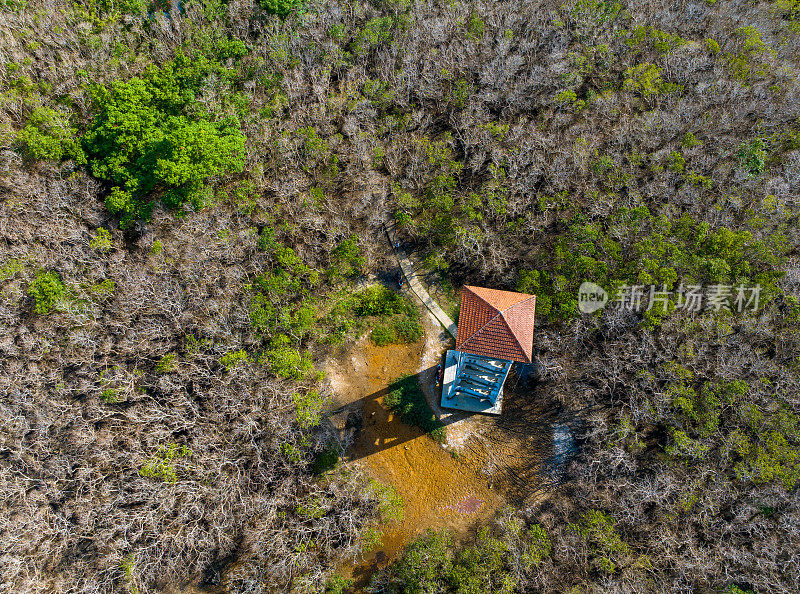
[665,428,710,458]
[622,63,680,97]
[385,375,445,442]
[351,14,409,56]
[90,279,115,300]
[518,206,785,321]
[0,258,23,281]
[90,227,113,252]
[572,510,630,574]
[354,285,406,316]
[370,323,397,346]
[266,337,313,379]
[737,138,768,176]
[465,13,485,41]
[773,0,800,30]
[392,315,423,343]
[119,553,139,594]
[28,270,65,314]
[324,574,353,594]
[311,446,339,474]
[681,132,702,148]
[139,443,191,483]
[17,106,81,162]
[331,235,364,277]
[100,388,118,403]
[726,26,773,84]
[259,0,304,17]
[368,479,405,522]
[155,353,176,374]
[626,25,688,54]
[280,442,304,463]
[220,349,248,370]
[666,151,685,172]
[556,89,586,112]
[83,54,246,226]
[377,521,551,593]
[292,389,327,429]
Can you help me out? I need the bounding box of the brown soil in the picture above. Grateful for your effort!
[324,317,504,589]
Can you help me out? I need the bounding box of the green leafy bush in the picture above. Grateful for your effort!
[17,106,81,162]
[370,323,397,346]
[82,54,246,226]
[90,227,112,252]
[331,235,364,277]
[354,285,406,316]
[155,353,176,374]
[292,390,327,429]
[0,259,23,281]
[259,0,304,17]
[266,336,313,379]
[139,443,191,483]
[737,138,768,176]
[376,522,551,592]
[220,349,248,370]
[28,271,65,314]
[393,315,423,343]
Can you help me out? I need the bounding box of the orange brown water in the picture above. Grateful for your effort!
[326,335,503,589]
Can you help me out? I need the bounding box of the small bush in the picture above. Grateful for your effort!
[220,349,248,370]
[368,479,404,522]
[311,447,339,475]
[259,0,304,17]
[370,324,397,346]
[16,106,80,162]
[738,138,768,176]
[100,388,118,403]
[354,285,406,316]
[90,227,112,252]
[155,353,176,374]
[385,375,445,442]
[0,259,23,281]
[292,390,327,429]
[266,338,313,379]
[331,235,364,277]
[139,443,192,483]
[394,315,423,343]
[28,271,65,314]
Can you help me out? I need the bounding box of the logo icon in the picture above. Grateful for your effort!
[578,282,608,313]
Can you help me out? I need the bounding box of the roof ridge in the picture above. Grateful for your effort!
[461,308,504,346]
[498,294,535,314]
[495,312,526,360]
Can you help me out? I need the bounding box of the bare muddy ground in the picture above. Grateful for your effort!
[324,308,555,589]
[324,315,503,587]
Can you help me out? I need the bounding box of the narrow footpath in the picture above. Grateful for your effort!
[384,223,458,339]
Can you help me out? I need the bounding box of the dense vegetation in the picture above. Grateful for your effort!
[1,0,799,592]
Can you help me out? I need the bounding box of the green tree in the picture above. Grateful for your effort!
[28,271,65,314]
[82,55,246,226]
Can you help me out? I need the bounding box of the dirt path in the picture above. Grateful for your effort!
[324,318,503,588]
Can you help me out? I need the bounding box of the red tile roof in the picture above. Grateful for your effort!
[455,286,536,363]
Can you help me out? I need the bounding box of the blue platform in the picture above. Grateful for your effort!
[440,350,512,414]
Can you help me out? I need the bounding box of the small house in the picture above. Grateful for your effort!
[441,286,536,414]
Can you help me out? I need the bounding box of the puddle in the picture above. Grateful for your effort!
[324,327,503,589]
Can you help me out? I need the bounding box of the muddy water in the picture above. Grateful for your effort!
[325,333,504,587]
